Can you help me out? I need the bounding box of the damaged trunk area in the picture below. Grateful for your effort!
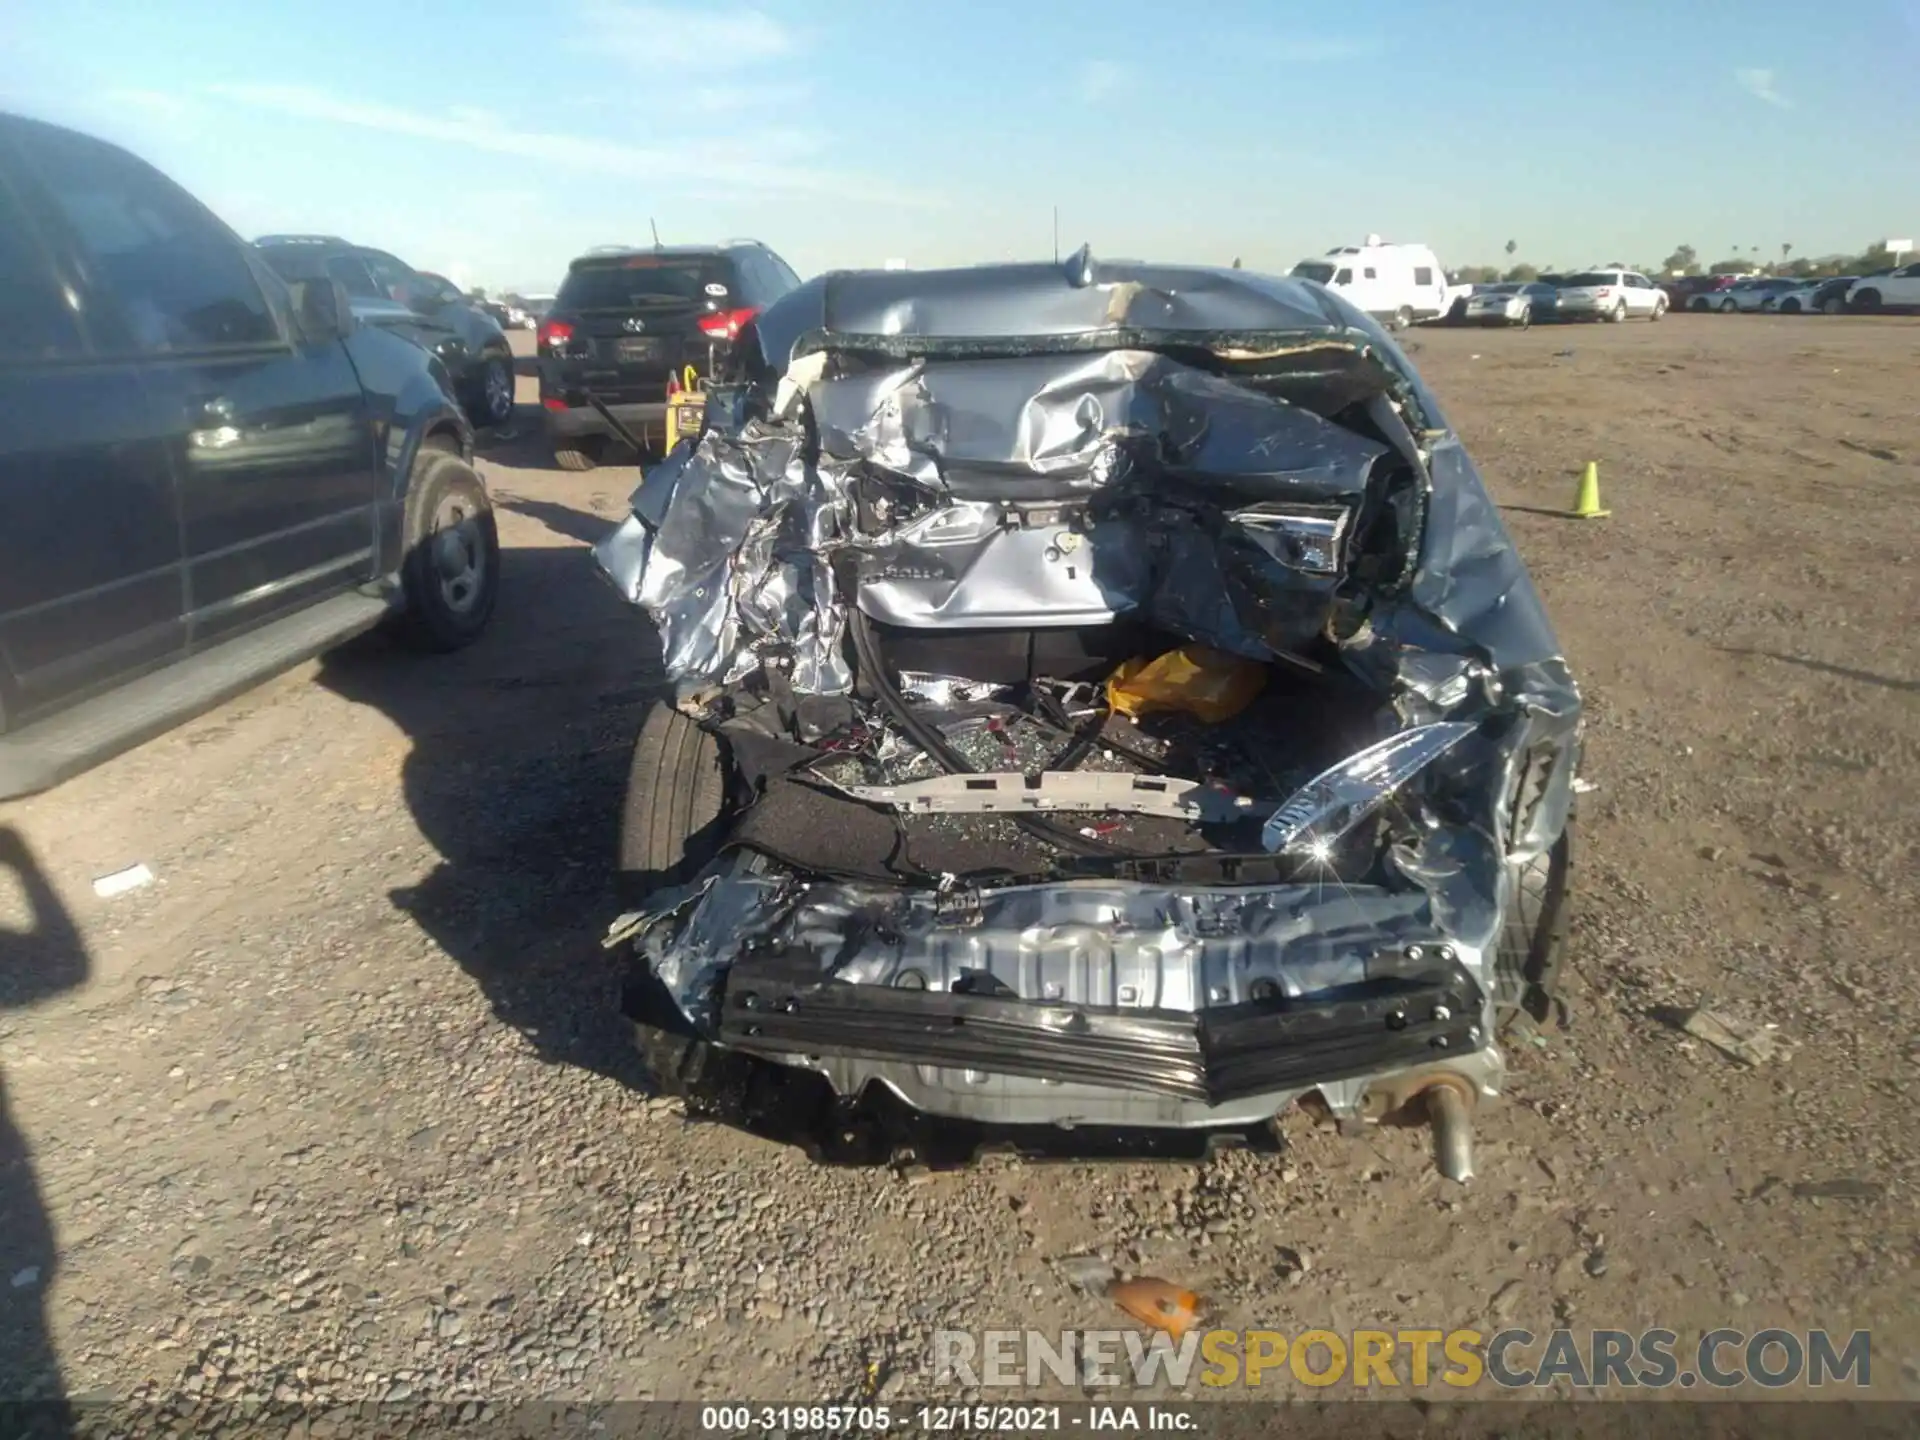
[595,271,1578,1161]
[720,622,1411,890]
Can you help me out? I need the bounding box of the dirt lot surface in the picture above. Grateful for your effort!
[2,317,1916,1408]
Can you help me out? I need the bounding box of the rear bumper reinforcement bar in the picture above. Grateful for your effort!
[709,950,1483,1106]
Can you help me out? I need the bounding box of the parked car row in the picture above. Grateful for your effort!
[0,111,501,798]
[476,297,535,330]
[1448,263,1918,330]
[1452,270,1669,327]
[1663,267,1918,315]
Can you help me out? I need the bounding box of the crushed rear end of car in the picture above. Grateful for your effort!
[591,252,1581,1177]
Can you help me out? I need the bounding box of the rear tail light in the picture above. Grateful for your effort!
[697,307,758,341]
[537,319,574,350]
[1595,288,1612,297]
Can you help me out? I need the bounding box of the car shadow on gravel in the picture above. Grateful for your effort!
[471,403,548,468]
[315,546,665,1093]
[496,499,615,546]
[1720,646,1917,694]
[0,826,84,1430]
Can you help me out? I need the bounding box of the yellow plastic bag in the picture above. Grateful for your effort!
[1106,646,1267,724]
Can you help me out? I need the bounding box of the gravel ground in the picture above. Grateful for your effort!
[1,317,1916,1408]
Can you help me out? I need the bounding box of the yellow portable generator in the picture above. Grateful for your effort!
[664,365,706,451]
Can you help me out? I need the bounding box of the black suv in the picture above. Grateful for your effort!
[537,241,802,470]
[255,236,516,428]
[0,114,500,799]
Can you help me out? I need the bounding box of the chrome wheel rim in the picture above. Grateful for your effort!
[483,360,513,423]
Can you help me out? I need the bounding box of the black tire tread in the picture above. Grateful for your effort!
[1495,825,1573,1027]
[553,445,597,472]
[396,452,498,653]
[619,706,726,895]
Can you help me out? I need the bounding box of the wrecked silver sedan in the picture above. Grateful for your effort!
[592,251,1579,1180]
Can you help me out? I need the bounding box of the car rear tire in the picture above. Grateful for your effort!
[1853,288,1882,312]
[1780,298,1801,314]
[1608,301,1626,323]
[552,437,603,472]
[619,705,728,900]
[1649,298,1666,321]
[1719,298,1737,312]
[469,353,514,428]
[396,450,499,652]
[1494,827,1573,1028]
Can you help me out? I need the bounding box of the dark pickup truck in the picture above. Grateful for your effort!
[0,112,500,799]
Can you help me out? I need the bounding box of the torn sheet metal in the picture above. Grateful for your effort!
[640,854,1453,1027]
[593,421,854,694]
[597,359,1391,679]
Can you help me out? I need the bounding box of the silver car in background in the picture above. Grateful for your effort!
[1552,269,1668,322]
[1714,277,1801,312]
[1462,281,1559,328]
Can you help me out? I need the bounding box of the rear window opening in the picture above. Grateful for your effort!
[1561,272,1614,287]
[557,259,731,311]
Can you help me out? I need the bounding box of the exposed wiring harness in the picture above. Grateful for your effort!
[847,605,1147,859]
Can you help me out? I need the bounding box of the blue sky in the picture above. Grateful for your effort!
[2,0,1916,293]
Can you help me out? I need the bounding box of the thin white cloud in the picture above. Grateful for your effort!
[1078,60,1132,103]
[684,80,815,115]
[205,82,940,209]
[99,88,197,122]
[573,1,795,66]
[1735,67,1790,107]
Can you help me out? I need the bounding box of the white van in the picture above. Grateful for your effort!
[1289,236,1452,329]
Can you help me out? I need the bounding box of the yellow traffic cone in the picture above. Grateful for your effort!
[1571,461,1610,519]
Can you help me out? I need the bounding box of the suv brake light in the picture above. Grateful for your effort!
[697,307,758,341]
[538,319,574,350]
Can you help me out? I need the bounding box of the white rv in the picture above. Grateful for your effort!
[1289,236,1453,329]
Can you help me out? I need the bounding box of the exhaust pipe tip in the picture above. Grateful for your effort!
[1425,1082,1475,1184]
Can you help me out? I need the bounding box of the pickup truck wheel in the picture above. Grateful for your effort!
[552,437,603,472]
[1494,828,1572,1029]
[470,353,514,427]
[619,706,727,900]
[397,451,499,651]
